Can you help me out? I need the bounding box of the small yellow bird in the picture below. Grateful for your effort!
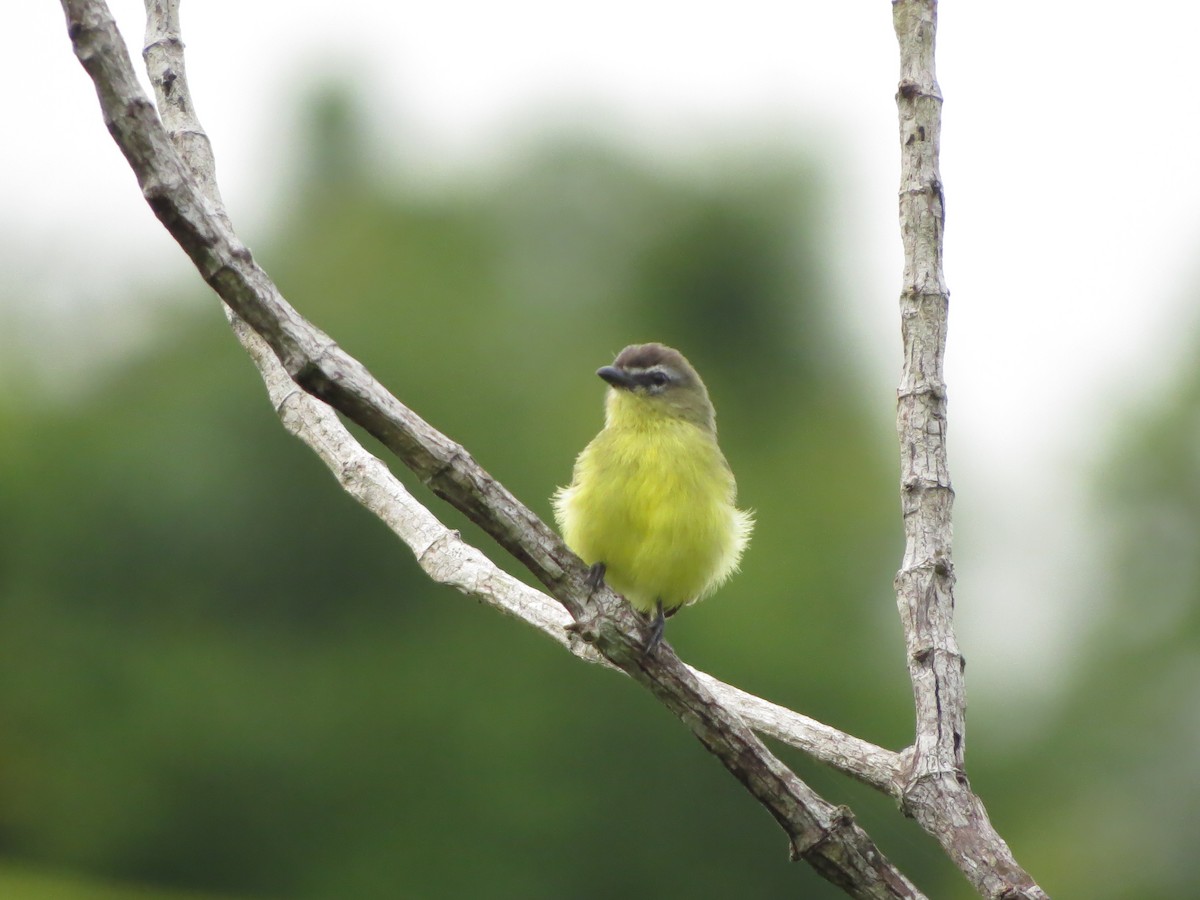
[553,342,753,650]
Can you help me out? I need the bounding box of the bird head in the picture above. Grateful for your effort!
[598,342,716,432]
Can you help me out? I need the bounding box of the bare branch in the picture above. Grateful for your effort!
[891,2,1049,897]
[60,0,921,894]
[698,676,906,793]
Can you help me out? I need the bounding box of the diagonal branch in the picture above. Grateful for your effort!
[61,0,921,895]
[890,2,1048,898]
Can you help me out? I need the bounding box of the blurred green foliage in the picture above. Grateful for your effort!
[982,368,1200,900]
[3,83,1194,899]
[0,861,244,900]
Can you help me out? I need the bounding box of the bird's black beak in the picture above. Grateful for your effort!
[597,365,634,389]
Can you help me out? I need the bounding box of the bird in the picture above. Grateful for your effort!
[553,342,753,651]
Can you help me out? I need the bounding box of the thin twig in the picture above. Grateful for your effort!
[891,2,1049,897]
[60,1,921,894]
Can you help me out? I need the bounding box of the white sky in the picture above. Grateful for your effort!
[7,2,1200,716]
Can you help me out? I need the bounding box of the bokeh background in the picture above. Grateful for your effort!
[3,2,1199,898]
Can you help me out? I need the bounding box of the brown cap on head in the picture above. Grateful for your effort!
[613,342,689,373]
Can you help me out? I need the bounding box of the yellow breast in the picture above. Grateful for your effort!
[554,406,751,614]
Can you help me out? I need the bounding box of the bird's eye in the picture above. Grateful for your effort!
[645,370,670,389]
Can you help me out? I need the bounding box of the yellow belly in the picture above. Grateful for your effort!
[554,419,749,613]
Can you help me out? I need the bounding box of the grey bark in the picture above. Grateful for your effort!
[891,3,1049,897]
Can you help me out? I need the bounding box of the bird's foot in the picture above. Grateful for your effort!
[586,561,607,594]
[644,599,666,654]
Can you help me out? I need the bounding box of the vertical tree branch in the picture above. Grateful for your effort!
[891,3,1048,898]
[893,0,960,795]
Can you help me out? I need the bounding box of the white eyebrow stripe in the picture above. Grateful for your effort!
[622,364,679,384]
